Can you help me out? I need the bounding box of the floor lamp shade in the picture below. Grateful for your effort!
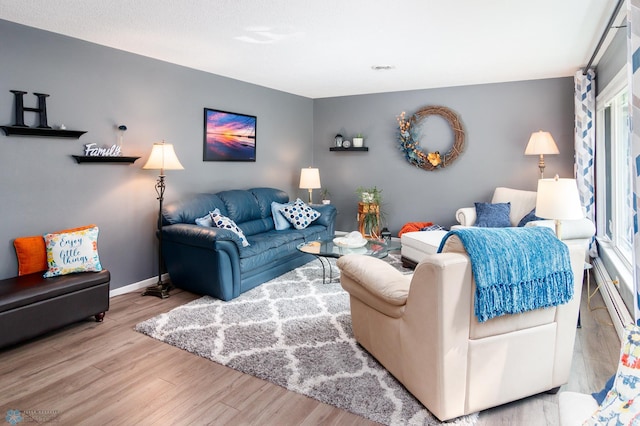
[142,141,183,299]
[525,131,559,178]
[143,142,184,172]
[299,167,321,203]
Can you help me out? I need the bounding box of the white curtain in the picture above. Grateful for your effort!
[629,0,640,323]
[574,69,597,258]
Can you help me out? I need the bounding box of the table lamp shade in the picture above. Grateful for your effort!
[525,131,559,156]
[143,142,184,172]
[535,177,583,221]
[299,167,321,189]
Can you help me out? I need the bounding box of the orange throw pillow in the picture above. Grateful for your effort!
[13,224,97,276]
[397,221,434,237]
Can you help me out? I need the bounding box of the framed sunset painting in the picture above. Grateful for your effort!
[203,108,257,161]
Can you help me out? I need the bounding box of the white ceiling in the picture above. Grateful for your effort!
[0,0,620,99]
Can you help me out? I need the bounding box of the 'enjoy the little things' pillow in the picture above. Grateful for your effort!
[43,226,103,278]
[279,198,321,230]
[210,209,250,247]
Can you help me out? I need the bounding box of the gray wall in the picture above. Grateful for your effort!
[0,20,314,286]
[596,21,627,94]
[1,19,576,289]
[314,78,575,233]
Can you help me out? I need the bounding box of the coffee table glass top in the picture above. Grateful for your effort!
[297,237,400,259]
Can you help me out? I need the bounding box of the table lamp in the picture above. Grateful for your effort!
[535,175,583,240]
[142,141,184,298]
[299,167,321,204]
[525,131,559,178]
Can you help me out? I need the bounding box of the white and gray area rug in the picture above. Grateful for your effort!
[135,255,478,425]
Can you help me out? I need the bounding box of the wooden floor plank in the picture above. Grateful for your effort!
[0,278,620,425]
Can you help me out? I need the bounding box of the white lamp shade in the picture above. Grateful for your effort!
[535,178,584,220]
[525,131,560,155]
[299,167,321,189]
[143,142,184,172]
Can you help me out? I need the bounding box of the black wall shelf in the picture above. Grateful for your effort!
[1,125,87,138]
[72,155,140,164]
[329,147,369,152]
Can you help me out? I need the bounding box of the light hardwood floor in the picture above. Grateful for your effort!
[0,276,619,425]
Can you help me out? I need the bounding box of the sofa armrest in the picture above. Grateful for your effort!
[455,207,476,226]
[526,218,595,241]
[312,204,337,232]
[162,223,244,249]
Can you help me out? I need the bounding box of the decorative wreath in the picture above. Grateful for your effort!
[397,106,465,170]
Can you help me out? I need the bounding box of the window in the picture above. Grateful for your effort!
[596,68,634,312]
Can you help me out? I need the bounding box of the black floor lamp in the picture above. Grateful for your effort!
[142,140,184,299]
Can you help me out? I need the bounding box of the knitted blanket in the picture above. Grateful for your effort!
[438,227,574,322]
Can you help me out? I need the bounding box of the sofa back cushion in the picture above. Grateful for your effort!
[218,190,262,223]
[491,187,537,227]
[162,194,227,226]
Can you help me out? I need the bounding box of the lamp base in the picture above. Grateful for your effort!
[142,282,171,299]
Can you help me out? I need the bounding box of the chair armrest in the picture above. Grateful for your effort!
[526,218,595,240]
[455,207,476,226]
[162,223,243,249]
[337,254,411,316]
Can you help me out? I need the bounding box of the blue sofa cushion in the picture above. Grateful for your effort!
[218,190,262,224]
[250,187,289,218]
[163,194,227,226]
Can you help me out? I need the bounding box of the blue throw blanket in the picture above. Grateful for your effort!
[437,227,574,322]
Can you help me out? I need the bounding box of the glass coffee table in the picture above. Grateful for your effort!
[297,237,400,283]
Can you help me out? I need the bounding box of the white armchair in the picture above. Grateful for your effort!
[338,236,586,421]
[455,187,595,248]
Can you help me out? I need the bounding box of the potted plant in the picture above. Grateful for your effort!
[353,133,364,148]
[356,186,384,238]
[321,188,331,204]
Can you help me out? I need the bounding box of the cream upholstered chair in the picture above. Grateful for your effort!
[455,187,595,247]
[337,236,586,421]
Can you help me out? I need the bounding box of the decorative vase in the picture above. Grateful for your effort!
[353,137,364,148]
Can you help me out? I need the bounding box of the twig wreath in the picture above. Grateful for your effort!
[397,106,465,170]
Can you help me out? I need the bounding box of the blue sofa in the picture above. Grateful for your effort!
[161,187,337,301]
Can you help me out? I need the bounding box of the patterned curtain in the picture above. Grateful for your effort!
[574,69,597,258]
[629,0,640,323]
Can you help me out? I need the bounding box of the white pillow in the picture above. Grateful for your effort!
[271,201,293,230]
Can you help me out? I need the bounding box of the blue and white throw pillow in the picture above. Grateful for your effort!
[271,201,293,230]
[209,209,250,247]
[279,198,321,230]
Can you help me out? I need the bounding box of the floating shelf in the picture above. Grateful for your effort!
[329,147,369,152]
[1,125,87,138]
[72,155,140,164]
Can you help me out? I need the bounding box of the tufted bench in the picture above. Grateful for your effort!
[0,224,110,349]
[0,270,110,349]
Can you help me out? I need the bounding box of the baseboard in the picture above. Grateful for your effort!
[592,257,632,340]
[109,273,170,298]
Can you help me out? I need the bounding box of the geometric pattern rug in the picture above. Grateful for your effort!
[135,255,478,425]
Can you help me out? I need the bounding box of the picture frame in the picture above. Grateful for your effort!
[203,108,257,162]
